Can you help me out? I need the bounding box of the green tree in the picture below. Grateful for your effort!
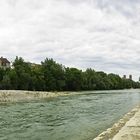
[65,67,82,91]
[41,58,66,91]
[12,56,32,90]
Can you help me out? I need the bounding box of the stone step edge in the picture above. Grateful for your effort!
[93,105,140,140]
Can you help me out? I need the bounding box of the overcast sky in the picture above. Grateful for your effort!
[0,0,140,80]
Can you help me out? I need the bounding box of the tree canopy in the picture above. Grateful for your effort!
[0,56,139,91]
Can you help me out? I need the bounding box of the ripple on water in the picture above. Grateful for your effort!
[0,90,140,140]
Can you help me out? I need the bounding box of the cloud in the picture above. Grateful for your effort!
[0,0,140,80]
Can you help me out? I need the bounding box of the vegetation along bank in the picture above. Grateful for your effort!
[0,56,140,91]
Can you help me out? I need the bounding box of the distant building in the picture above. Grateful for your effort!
[123,75,133,80]
[123,75,126,79]
[129,75,132,80]
[0,57,10,69]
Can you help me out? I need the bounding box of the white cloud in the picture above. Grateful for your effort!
[0,0,140,80]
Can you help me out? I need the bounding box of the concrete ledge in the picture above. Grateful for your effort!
[93,105,140,140]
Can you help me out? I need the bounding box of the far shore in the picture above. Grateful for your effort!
[0,89,139,103]
[0,90,74,103]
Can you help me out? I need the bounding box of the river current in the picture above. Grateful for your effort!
[0,89,140,140]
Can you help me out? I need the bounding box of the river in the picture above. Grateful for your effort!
[0,89,140,140]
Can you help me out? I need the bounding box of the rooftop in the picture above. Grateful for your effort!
[0,57,10,64]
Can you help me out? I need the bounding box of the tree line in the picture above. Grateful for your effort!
[0,56,139,91]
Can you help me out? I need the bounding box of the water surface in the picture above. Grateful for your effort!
[0,89,140,140]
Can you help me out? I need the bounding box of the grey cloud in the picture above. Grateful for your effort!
[0,0,140,80]
[94,0,140,19]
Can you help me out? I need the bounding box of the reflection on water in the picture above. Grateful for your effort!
[0,89,140,140]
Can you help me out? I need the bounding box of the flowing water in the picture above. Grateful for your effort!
[0,89,140,140]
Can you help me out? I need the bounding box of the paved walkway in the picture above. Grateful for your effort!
[112,108,140,140]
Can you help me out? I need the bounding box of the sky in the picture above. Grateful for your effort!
[0,0,140,81]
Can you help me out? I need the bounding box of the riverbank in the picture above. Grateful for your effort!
[0,90,71,102]
[112,106,140,140]
[94,105,140,140]
[0,89,137,103]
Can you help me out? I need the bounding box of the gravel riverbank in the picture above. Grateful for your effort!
[0,90,71,102]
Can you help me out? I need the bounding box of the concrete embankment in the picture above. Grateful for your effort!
[94,105,140,140]
[0,90,70,102]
